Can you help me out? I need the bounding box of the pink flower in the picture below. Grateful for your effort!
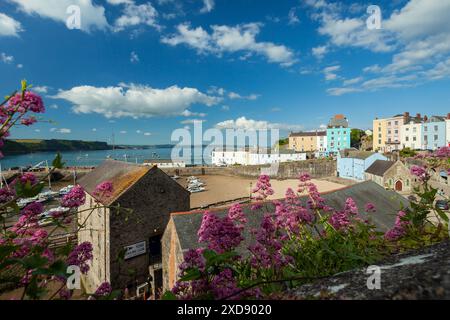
[227,204,247,229]
[252,175,274,201]
[211,269,240,300]
[410,165,429,182]
[7,91,45,114]
[329,210,351,231]
[198,211,244,254]
[67,242,93,274]
[20,117,37,126]
[344,198,358,216]
[365,203,376,213]
[93,181,114,198]
[434,146,450,158]
[0,187,15,204]
[61,185,86,208]
[384,211,410,241]
[299,172,311,182]
[16,172,38,186]
[95,282,112,296]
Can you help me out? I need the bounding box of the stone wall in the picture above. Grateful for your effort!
[163,160,337,179]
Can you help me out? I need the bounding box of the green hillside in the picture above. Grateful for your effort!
[3,139,111,155]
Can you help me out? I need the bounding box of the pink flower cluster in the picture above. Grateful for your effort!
[95,282,113,296]
[61,185,86,208]
[17,172,38,186]
[252,175,274,201]
[93,181,114,198]
[66,242,93,274]
[385,211,410,241]
[434,146,450,158]
[410,165,429,182]
[0,187,15,204]
[7,91,45,114]
[198,210,244,254]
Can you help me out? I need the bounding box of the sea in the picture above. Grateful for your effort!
[0,146,212,170]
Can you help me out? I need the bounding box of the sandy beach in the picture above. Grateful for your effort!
[178,175,347,209]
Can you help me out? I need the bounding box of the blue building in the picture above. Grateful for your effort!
[327,114,351,154]
[422,116,447,150]
[337,149,388,181]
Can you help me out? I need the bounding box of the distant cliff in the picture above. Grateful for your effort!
[3,139,111,155]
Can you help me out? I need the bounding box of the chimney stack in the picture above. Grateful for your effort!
[447,113,450,120]
[424,115,428,122]
[416,113,421,120]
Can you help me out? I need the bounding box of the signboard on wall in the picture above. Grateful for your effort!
[124,241,147,260]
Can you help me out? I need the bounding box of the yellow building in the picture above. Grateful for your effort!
[289,131,325,152]
[373,118,387,151]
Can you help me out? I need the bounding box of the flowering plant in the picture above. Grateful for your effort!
[0,82,119,300]
[167,150,449,300]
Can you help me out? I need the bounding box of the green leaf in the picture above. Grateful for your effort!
[179,268,202,282]
[20,255,48,270]
[161,291,177,300]
[52,153,65,169]
[15,181,44,198]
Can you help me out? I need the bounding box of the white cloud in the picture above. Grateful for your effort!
[312,45,327,59]
[9,0,109,32]
[16,64,23,68]
[181,119,206,125]
[120,130,127,134]
[327,87,361,96]
[343,77,363,86]
[309,0,450,94]
[200,0,215,13]
[215,116,303,131]
[49,104,59,109]
[136,130,142,134]
[323,65,340,81]
[54,83,221,119]
[288,7,300,25]
[50,128,71,134]
[162,23,297,66]
[113,1,159,32]
[92,128,97,132]
[182,110,207,117]
[107,0,133,5]
[33,86,49,93]
[144,132,152,136]
[228,92,259,100]
[1,52,14,64]
[0,13,23,37]
[130,51,139,63]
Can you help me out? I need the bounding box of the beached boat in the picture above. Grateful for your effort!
[59,185,74,196]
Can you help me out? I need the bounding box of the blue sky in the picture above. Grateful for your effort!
[1,0,449,145]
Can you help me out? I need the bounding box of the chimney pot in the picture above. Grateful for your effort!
[416,113,421,119]
[447,113,450,120]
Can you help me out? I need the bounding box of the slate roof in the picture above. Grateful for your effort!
[339,149,376,160]
[170,181,408,255]
[78,159,152,205]
[328,116,349,128]
[289,131,326,137]
[365,160,396,177]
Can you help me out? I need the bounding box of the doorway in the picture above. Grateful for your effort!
[395,180,403,191]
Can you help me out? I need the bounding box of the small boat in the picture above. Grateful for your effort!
[188,187,206,193]
[172,175,180,180]
[59,185,74,196]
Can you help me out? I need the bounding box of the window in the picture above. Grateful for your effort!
[413,137,416,141]
[405,137,409,142]
[434,135,438,141]
[395,121,398,125]
[434,125,438,131]
[395,130,398,134]
[378,139,381,144]
[388,130,391,134]
[424,126,428,132]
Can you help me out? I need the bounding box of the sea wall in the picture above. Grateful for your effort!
[163,160,337,179]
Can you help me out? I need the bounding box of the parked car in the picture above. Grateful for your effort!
[436,200,449,210]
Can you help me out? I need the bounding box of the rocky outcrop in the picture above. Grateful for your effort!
[287,241,450,300]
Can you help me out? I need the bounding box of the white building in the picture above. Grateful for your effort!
[316,133,328,153]
[143,160,186,168]
[211,149,306,166]
[401,120,422,150]
[446,117,450,147]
